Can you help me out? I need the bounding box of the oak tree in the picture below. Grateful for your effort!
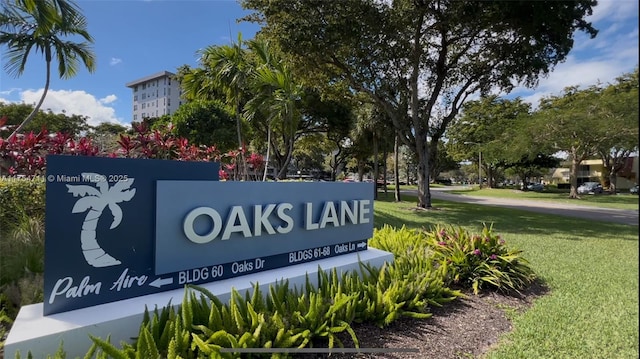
[241,0,597,207]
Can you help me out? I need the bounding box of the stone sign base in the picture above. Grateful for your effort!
[5,249,393,359]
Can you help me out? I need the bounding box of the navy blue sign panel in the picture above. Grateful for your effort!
[44,155,219,315]
[155,181,374,274]
[43,156,374,316]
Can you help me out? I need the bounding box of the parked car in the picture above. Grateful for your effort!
[630,184,639,195]
[577,182,603,194]
[526,183,544,191]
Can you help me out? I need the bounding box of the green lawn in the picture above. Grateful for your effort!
[452,186,639,210]
[386,185,639,210]
[374,192,639,359]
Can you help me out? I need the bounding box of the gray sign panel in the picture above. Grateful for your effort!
[155,181,374,274]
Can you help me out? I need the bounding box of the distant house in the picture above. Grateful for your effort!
[548,156,638,189]
[125,71,182,122]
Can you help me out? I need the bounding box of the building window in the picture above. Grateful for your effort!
[134,86,138,92]
[133,105,137,110]
[167,99,171,107]
[142,93,146,100]
[142,84,146,89]
[134,95,137,101]
[167,88,171,96]
[141,103,146,109]
[133,114,137,121]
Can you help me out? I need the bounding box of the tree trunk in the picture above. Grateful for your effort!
[569,155,580,198]
[406,163,410,187]
[275,137,295,180]
[262,124,271,181]
[373,135,379,200]
[330,147,341,181]
[609,172,618,193]
[9,59,52,139]
[415,133,432,208]
[235,98,248,181]
[382,147,388,195]
[357,159,365,181]
[394,133,401,202]
[487,165,494,189]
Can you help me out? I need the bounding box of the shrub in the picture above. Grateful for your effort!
[0,211,45,328]
[82,224,465,358]
[1,299,14,346]
[425,224,536,294]
[364,225,461,325]
[0,177,45,230]
[0,212,45,285]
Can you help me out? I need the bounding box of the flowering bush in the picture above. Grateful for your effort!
[425,224,536,295]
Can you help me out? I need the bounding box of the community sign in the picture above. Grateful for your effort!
[44,155,373,315]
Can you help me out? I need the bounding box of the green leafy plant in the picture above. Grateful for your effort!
[0,178,45,231]
[360,225,462,325]
[1,304,13,352]
[425,224,536,294]
[0,211,45,322]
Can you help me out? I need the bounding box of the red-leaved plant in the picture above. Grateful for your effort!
[1,117,259,179]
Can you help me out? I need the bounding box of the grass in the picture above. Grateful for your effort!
[374,192,639,359]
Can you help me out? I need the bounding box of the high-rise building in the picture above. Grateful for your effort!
[125,71,181,122]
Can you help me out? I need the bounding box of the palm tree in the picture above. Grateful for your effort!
[67,174,135,268]
[244,39,304,180]
[197,33,250,180]
[0,0,96,139]
[351,102,390,199]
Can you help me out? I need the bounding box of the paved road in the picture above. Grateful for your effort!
[399,187,639,226]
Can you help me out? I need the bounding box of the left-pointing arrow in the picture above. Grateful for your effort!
[149,277,174,288]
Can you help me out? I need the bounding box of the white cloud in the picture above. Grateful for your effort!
[509,5,638,109]
[19,89,126,127]
[0,88,21,96]
[587,0,639,23]
[109,57,122,66]
[100,94,117,105]
[516,57,635,108]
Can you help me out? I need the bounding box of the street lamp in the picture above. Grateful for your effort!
[464,142,482,189]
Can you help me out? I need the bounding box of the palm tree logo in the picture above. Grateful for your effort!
[66,173,136,267]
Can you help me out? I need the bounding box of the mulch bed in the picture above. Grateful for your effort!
[303,281,548,359]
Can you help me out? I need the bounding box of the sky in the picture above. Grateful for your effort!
[0,0,638,128]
